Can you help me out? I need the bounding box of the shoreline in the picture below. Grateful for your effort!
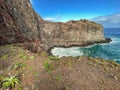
[48,38,112,55]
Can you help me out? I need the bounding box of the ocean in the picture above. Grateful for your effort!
[51,28,120,63]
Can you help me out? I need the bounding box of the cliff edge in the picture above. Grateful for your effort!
[0,0,111,52]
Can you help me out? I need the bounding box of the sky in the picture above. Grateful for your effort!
[30,0,120,28]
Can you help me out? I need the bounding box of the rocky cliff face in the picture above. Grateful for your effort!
[0,0,110,52]
[40,20,106,51]
[0,0,42,44]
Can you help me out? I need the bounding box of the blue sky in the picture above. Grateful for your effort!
[30,0,120,28]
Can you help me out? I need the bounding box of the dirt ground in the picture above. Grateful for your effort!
[0,44,120,90]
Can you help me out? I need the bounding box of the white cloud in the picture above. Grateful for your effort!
[44,17,58,22]
[43,15,62,22]
[92,13,120,28]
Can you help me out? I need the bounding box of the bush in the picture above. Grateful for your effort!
[2,75,19,89]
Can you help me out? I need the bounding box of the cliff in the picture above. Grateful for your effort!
[0,0,42,47]
[40,20,107,51]
[0,0,111,52]
[0,1,119,90]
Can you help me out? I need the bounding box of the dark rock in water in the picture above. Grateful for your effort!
[0,0,111,52]
[105,38,112,43]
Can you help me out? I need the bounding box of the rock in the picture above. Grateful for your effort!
[40,20,106,51]
[0,0,111,52]
[105,38,112,43]
[0,0,42,44]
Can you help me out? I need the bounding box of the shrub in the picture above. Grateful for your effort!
[2,75,19,89]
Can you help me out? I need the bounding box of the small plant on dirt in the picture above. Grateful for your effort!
[0,75,5,86]
[55,76,62,81]
[12,63,26,70]
[19,53,28,60]
[104,67,110,72]
[40,52,48,57]
[29,66,33,70]
[88,62,96,67]
[19,53,35,61]
[88,57,94,61]
[0,75,5,80]
[79,56,84,60]
[66,60,73,67]
[29,56,35,60]
[2,75,19,89]
[49,56,60,61]
[43,60,54,73]
[18,87,23,90]
[65,85,70,90]
[109,61,120,67]
[33,71,38,76]
[0,54,8,59]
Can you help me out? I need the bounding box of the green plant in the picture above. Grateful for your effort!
[19,53,35,61]
[2,75,19,89]
[29,66,33,70]
[49,56,59,61]
[89,57,94,61]
[88,62,96,67]
[43,60,54,73]
[55,76,62,81]
[12,63,26,70]
[29,56,35,60]
[79,56,84,60]
[40,52,48,57]
[1,54,8,59]
[18,87,23,90]
[65,85,69,90]
[109,61,120,67]
[66,60,73,67]
[19,53,28,60]
[104,67,110,72]
[0,75,5,80]
[33,71,38,76]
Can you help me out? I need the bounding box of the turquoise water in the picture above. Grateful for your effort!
[51,28,120,62]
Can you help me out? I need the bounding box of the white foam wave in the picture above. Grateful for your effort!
[51,47,84,58]
[110,38,120,44]
[51,37,120,58]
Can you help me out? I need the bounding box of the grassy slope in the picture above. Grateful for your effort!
[0,44,120,90]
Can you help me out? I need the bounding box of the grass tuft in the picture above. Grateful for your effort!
[43,60,54,73]
[49,56,60,61]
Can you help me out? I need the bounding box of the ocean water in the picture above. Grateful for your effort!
[51,28,120,62]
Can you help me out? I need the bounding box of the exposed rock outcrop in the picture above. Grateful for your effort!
[0,0,42,44]
[40,20,107,51]
[0,0,111,52]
